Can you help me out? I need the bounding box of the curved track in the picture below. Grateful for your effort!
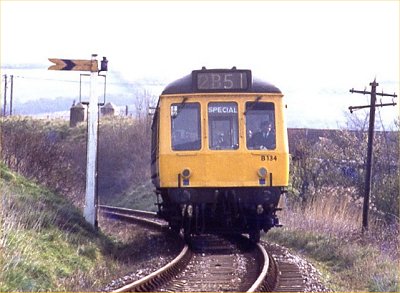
[100,205,305,292]
[99,205,166,230]
[158,234,275,292]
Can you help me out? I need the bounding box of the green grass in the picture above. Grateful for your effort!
[0,163,115,291]
[99,180,157,212]
[0,162,174,291]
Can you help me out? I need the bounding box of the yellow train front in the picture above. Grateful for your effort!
[151,68,289,242]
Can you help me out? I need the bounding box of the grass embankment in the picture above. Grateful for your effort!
[0,163,154,291]
[101,181,157,212]
[0,162,107,291]
[265,187,399,292]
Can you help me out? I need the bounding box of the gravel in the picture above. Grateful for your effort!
[98,215,183,292]
[262,242,332,292]
[99,215,331,292]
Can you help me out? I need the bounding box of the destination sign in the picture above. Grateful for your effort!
[208,103,238,115]
[193,69,251,91]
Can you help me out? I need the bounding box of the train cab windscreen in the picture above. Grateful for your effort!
[208,102,239,150]
[246,102,276,150]
[171,103,201,151]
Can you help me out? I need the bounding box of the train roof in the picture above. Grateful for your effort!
[161,69,281,95]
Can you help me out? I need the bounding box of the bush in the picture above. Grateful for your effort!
[97,116,151,199]
[0,116,152,209]
[288,122,399,223]
[0,117,86,206]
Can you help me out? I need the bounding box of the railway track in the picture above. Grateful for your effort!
[157,234,276,292]
[99,205,167,230]
[99,205,306,292]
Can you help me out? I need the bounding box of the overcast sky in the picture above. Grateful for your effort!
[1,1,399,128]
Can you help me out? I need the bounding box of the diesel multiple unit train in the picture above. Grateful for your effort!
[151,67,289,242]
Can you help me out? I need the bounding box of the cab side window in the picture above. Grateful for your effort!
[171,103,201,151]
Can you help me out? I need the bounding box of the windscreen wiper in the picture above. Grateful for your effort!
[243,96,262,115]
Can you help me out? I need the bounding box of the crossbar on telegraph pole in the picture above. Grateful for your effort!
[349,79,397,233]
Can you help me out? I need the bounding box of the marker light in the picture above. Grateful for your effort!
[257,167,268,178]
[181,168,191,179]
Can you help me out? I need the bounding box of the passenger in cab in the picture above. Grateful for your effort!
[248,121,276,150]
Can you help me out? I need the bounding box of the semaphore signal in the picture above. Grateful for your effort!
[48,58,98,72]
[47,54,108,228]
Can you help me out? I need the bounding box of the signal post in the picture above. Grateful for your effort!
[49,54,108,228]
[84,54,100,228]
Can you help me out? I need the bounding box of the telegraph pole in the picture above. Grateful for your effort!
[349,79,397,232]
[9,75,13,116]
[3,75,7,116]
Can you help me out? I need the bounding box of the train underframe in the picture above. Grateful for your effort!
[155,187,283,242]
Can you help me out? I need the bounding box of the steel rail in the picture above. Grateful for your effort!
[99,205,190,292]
[99,205,167,231]
[247,242,271,292]
[100,206,279,292]
[112,244,191,292]
[99,204,157,217]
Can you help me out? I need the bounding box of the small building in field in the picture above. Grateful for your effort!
[101,102,117,116]
[70,102,87,127]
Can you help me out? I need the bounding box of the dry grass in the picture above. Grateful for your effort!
[267,186,399,291]
[281,187,362,237]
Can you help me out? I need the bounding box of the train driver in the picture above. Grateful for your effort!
[248,121,276,150]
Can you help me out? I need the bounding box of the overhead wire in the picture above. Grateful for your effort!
[6,74,166,87]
